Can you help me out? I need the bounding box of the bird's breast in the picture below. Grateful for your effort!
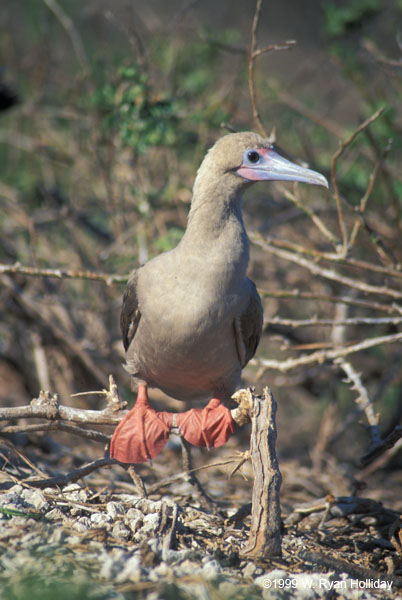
[128,261,249,400]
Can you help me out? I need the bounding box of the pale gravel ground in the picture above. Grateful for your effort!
[0,482,399,600]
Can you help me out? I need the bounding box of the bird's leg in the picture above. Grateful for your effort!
[110,384,173,463]
[176,398,235,449]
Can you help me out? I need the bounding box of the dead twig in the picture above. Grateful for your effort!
[161,501,179,559]
[1,275,110,388]
[259,235,402,280]
[363,38,402,69]
[349,160,380,248]
[267,316,402,328]
[336,359,381,452]
[298,549,402,589]
[43,0,90,76]
[360,426,402,466]
[259,288,402,315]
[180,437,216,509]
[330,107,385,256]
[0,421,110,443]
[125,465,147,499]
[253,331,402,374]
[358,437,402,480]
[248,0,295,136]
[278,185,339,249]
[364,129,401,230]
[22,457,116,489]
[0,377,127,427]
[0,262,128,284]
[249,0,267,137]
[253,234,402,300]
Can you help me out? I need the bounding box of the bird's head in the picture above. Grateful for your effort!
[194,132,328,197]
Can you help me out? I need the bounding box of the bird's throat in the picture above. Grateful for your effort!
[181,186,250,284]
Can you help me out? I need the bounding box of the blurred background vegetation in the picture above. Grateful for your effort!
[1,0,402,505]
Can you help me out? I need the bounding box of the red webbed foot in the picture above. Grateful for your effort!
[110,385,173,463]
[176,398,235,448]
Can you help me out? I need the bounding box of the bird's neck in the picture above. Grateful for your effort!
[180,176,250,281]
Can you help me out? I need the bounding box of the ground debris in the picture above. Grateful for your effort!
[0,435,401,600]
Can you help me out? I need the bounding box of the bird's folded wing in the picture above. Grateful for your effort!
[234,279,263,368]
[120,270,141,352]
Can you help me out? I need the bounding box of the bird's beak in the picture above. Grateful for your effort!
[236,147,328,188]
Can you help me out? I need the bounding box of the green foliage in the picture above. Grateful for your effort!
[322,0,381,37]
[92,64,179,154]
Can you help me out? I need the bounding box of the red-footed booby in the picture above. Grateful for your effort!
[110,132,328,463]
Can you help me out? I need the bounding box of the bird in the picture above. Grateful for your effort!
[110,131,328,464]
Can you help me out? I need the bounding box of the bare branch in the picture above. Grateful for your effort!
[362,38,402,68]
[253,331,402,374]
[358,437,402,479]
[248,0,294,137]
[0,262,128,285]
[276,87,343,138]
[23,457,115,489]
[249,0,268,137]
[279,185,339,248]
[361,426,402,466]
[336,358,381,450]
[349,160,380,248]
[253,234,402,300]
[43,0,90,75]
[267,316,402,328]
[253,41,296,58]
[1,421,110,443]
[1,275,110,388]
[259,288,402,315]
[364,130,401,230]
[330,107,385,255]
[262,234,402,280]
[0,388,125,426]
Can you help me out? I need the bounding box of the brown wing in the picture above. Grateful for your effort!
[234,279,263,368]
[120,270,141,352]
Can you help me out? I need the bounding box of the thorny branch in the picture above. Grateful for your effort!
[336,358,381,452]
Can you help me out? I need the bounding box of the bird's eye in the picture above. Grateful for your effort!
[247,150,260,164]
